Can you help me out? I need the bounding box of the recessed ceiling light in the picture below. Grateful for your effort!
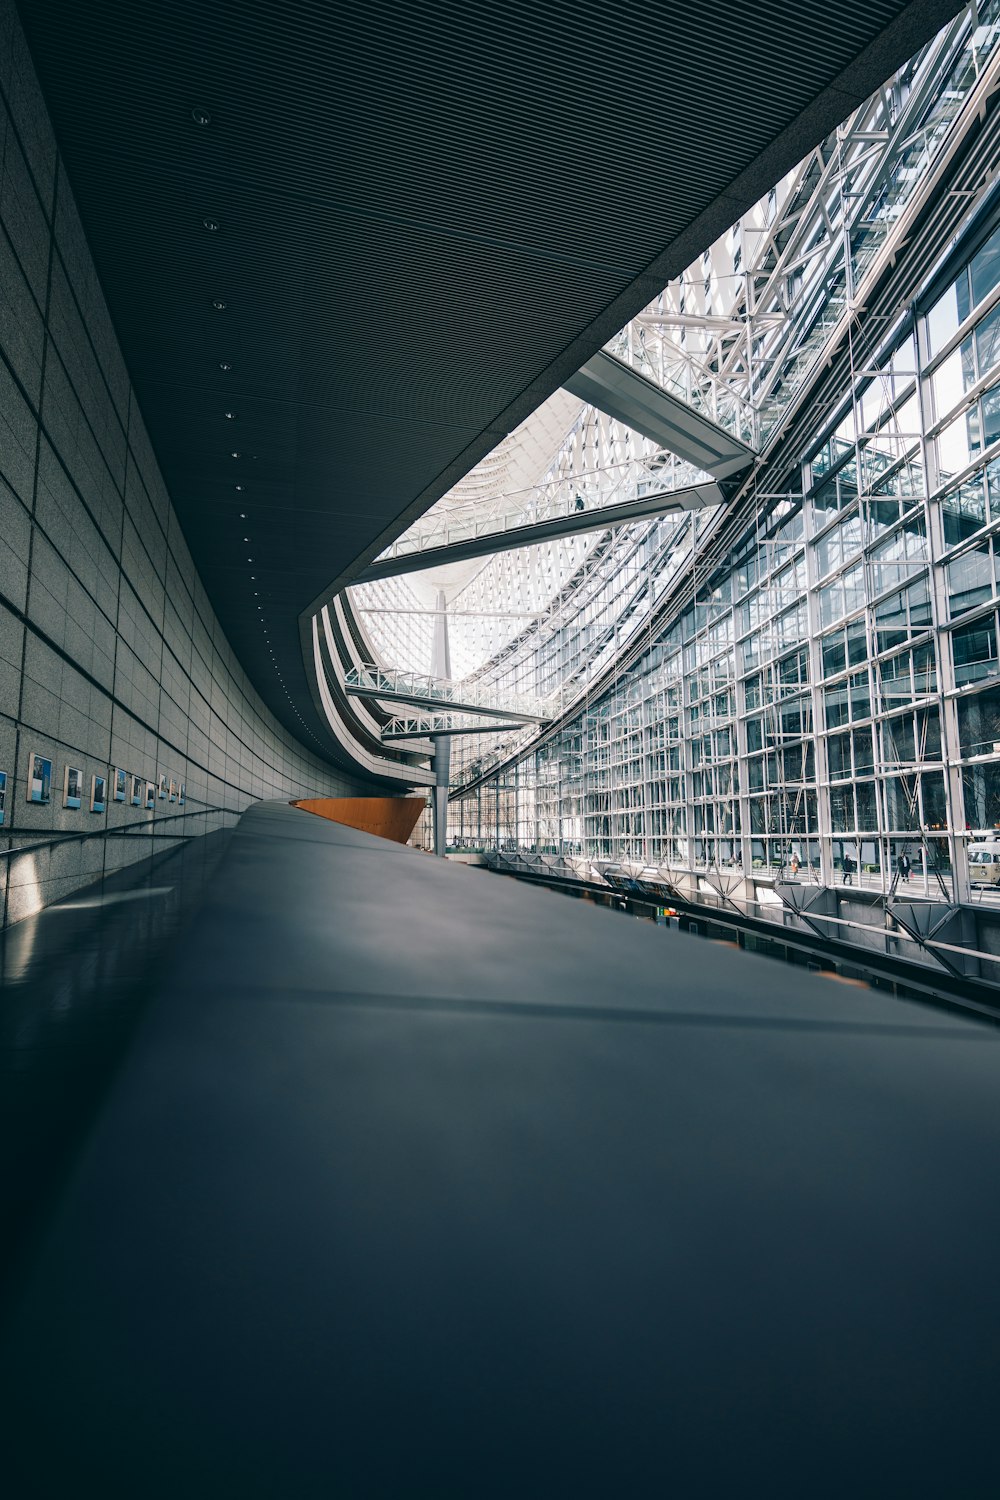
[239,511,246,518]
[212,298,227,310]
[192,106,212,125]
[247,557,253,562]
[224,411,237,420]
[235,484,244,492]
[230,452,240,459]
[203,217,220,232]
[219,360,232,371]
[244,536,250,542]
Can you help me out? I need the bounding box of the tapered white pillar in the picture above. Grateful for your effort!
[430,590,451,858]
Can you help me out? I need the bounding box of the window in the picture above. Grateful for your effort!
[926,281,963,360]
[970,222,1000,310]
[947,543,993,617]
[828,731,851,779]
[952,616,999,686]
[942,474,988,545]
[977,301,1000,378]
[822,631,847,678]
[958,686,1000,758]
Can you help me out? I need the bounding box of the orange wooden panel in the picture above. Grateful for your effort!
[292,796,425,844]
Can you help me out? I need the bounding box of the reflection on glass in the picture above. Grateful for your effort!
[28,753,52,805]
[63,766,83,810]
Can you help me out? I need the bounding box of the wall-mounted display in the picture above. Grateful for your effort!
[0,770,6,826]
[113,767,127,802]
[91,774,107,813]
[145,781,155,810]
[64,766,83,809]
[178,783,186,806]
[28,752,52,804]
[131,774,143,807]
[169,778,177,803]
[158,774,168,799]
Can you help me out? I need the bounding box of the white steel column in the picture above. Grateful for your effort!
[430,591,452,858]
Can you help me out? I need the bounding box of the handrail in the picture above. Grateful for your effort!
[370,452,708,566]
[0,805,236,860]
[345,664,555,721]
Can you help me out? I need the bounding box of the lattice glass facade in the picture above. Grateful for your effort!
[450,195,1000,906]
[341,4,1000,914]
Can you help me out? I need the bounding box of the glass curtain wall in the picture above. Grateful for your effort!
[345,4,1000,911]
[446,0,1000,900]
[453,216,1000,899]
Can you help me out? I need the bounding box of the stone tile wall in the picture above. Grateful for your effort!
[0,0,362,925]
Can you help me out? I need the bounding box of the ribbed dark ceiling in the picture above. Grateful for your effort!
[16,0,963,759]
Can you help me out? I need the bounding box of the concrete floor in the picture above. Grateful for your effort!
[2,801,999,1497]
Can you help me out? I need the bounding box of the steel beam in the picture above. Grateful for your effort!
[355,481,722,585]
[382,721,525,741]
[563,350,755,479]
[345,684,548,724]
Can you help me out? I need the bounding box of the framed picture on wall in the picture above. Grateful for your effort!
[131,774,144,807]
[64,766,83,810]
[169,778,177,803]
[27,752,52,804]
[113,767,127,802]
[145,781,156,810]
[0,770,6,826]
[91,774,107,813]
[158,774,168,799]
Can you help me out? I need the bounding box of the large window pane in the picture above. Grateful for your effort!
[921,772,948,831]
[952,616,1000,686]
[957,687,1000,758]
[926,280,963,358]
[970,223,1000,310]
[962,761,1000,832]
[947,543,993,617]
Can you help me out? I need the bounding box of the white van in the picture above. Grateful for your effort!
[968,840,1000,885]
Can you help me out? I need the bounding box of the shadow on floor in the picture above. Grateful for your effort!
[0,828,234,1297]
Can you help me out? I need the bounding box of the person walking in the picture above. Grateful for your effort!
[897,850,911,884]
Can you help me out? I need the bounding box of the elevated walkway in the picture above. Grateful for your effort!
[2,801,999,1496]
[356,475,722,584]
[564,350,756,479]
[381,715,526,741]
[344,664,552,722]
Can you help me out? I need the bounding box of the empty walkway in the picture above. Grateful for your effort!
[2,801,999,1497]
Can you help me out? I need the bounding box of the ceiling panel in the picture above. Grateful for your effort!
[15,0,964,757]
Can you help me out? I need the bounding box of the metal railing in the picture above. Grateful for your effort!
[368,452,709,567]
[0,805,236,860]
[344,665,556,722]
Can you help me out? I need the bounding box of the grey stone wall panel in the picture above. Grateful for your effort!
[0,205,44,401]
[53,175,130,424]
[47,259,127,486]
[0,357,37,505]
[0,122,49,301]
[2,8,56,213]
[0,477,30,611]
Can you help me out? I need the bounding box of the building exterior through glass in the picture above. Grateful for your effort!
[343,5,1000,925]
